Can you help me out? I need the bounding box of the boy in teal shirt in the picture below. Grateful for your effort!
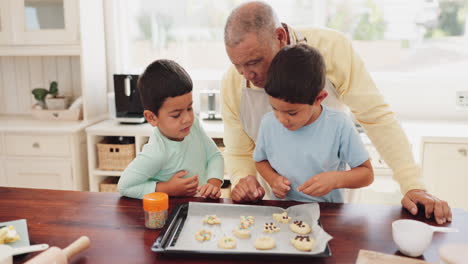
[254,44,374,202]
[118,59,224,199]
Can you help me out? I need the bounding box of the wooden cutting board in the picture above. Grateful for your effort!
[356,250,432,264]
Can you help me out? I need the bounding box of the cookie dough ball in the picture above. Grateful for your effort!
[240,216,255,227]
[195,229,212,242]
[289,220,311,235]
[254,236,276,250]
[233,225,251,239]
[203,215,221,225]
[218,236,237,249]
[272,212,291,224]
[263,222,280,233]
[291,235,314,251]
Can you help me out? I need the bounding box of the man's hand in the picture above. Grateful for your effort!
[401,189,452,224]
[160,171,198,197]
[297,172,338,197]
[270,175,290,199]
[198,179,222,199]
[231,175,265,202]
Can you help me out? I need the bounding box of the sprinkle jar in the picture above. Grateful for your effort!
[143,192,169,229]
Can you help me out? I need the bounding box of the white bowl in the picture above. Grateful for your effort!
[392,219,433,257]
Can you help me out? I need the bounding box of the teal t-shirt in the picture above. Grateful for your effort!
[118,118,224,199]
[253,106,369,203]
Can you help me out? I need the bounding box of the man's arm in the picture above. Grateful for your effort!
[324,30,451,223]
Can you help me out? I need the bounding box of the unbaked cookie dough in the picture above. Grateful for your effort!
[254,236,276,250]
[272,212,291,224]
[233,224,251,239]
[240,216,255,227]
[289,220,311,235]
[203,215,221,225]
[291,235,314,251]
[263,222,280,233]
[195,229,212,242]
[218,236,237,249]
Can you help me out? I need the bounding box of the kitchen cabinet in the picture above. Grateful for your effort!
[421,137,468,210]
[0,133,4,185]
[0,2,13,43]
[0,130,88,191]
[0,0,78,46]
[0,0,106,191]
[5,158,73,190]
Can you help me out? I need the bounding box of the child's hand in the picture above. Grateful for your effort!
[297,171,338,197]
[197,183,221,199]
[166,171,199,197]
[271,175,290,199]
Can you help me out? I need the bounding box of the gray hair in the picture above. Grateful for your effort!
[224,1,281,47]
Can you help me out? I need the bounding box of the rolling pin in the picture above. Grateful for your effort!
[24,236,90,264]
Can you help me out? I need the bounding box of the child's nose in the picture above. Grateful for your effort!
[182,111,193,124]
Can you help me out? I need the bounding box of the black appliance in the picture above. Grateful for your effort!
[113,74,145,124]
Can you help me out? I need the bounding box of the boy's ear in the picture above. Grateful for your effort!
[144,110,159,126]
[314,90,328,105]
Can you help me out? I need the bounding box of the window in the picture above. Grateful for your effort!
[107,0,468,120]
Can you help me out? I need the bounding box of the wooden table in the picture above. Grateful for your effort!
[1,187,467,264]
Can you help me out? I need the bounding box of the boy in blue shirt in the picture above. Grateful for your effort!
[118,59,224,199]
[253,44,374,203]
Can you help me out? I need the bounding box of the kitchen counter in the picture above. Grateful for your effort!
[1,187,467,264]
[85,118,224,138]
[0,115,101,133]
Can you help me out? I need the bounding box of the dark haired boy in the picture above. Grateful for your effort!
[254,44,373,202]
[118,59,224,199]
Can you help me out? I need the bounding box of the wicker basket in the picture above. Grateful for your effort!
[97,140,135,171]
[99,177,119,192]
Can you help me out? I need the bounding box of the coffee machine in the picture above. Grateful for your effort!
[199,89,222,120]
[113,74,145,124]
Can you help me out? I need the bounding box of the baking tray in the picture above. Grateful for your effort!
[152,202,332,257]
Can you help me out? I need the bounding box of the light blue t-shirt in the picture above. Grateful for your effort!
[253,106,369,203]
[118,118,224,199]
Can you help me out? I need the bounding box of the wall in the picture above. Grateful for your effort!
[373,71,468,121]
[0,56,81,115]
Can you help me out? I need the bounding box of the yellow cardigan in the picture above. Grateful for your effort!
[221,25,424,195]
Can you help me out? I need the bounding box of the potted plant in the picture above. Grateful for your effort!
[32,81,69,110]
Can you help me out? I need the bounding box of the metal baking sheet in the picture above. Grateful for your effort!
[152,202,332,257]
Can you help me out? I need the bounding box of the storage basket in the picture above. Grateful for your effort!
[97,139,135,171]
[99,177,119,192]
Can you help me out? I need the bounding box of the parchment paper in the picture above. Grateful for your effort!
[168,202,333,256]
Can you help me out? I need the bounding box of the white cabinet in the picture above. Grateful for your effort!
[5,158,73,190]
[1,130,88,191]
[0,133,4,186]
[0,0,78,46]
[422,138,468,210]
[0,1,13,43]
[0,0,106,191]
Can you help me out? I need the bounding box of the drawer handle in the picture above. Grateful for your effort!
[458,148,467,157]
[32,142,40,149]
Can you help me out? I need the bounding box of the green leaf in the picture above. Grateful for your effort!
[49,81,58,96]
[31,88,49,102]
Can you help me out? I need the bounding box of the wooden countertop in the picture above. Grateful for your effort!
[0,187,467,264]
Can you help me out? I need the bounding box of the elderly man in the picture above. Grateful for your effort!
[221,1,451,224]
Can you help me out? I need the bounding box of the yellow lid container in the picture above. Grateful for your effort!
[143,192,169,212]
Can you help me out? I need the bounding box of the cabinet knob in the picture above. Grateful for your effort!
[458,148,467,157]
[32,142,40,149]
